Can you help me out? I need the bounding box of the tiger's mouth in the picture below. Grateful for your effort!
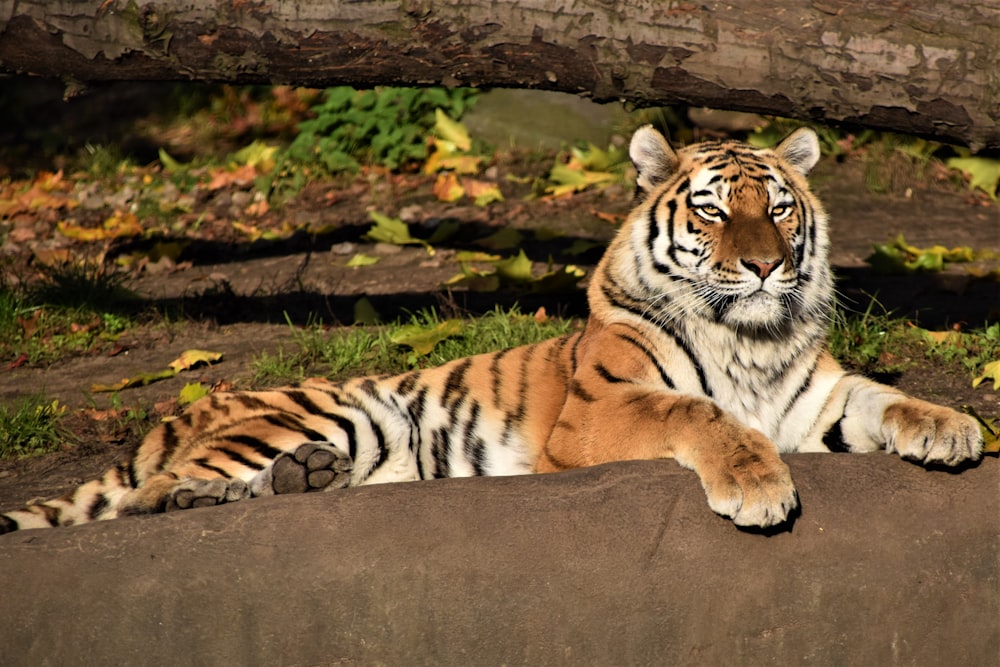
[717,290,793,329]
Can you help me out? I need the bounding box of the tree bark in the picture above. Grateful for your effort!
[0,0,997,149]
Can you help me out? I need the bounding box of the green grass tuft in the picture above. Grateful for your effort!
[249,306,576,387]
[0,394,69,459]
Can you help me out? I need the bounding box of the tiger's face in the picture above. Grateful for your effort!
[625,126,829,332]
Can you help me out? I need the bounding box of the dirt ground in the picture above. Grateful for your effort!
[0,103,997,512]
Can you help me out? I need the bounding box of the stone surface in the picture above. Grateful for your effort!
[0,454,997,665]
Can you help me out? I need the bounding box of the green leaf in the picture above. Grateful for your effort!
[494,250,534,283]
[364,211,433,254]
[232,140,278,169]
[158,148,185,172]
[178,382,210,406]
[390,319,463,356]
[947,156,1000,200]
[353,297,381,325]
[476,227,524,250]
[531,264,586,293]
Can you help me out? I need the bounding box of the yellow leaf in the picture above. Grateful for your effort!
[168,349,223,373]
[434,109,472,151]
[972,360,1000,390]
[91,368,177,393]
[346,253,381,267]
[433,172,465,202]
[178,382,211,406]
[463,179,504,207]
[946,156,1000,200]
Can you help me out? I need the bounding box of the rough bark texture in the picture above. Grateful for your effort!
[0,455,997,665]
[0,0,997,149]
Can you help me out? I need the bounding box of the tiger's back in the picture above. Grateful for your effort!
[1,125,981,533]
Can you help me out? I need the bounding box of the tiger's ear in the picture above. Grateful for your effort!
[630,125,678,198]
[774,127,821,175]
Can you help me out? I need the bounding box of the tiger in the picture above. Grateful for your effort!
[0,125,983,534]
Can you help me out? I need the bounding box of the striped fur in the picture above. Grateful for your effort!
[0,126,982,533]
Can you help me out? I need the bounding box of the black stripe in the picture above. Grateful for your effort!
[463,402,486,476]
[227,434,285,460]
[594,363,629,384]
[822,418,849,453]
[262,413,328,444]
[431,427,451,478]
[569,379,596,402]
[193,457,230,477]
[87,494,109,521]
[443,358,472,407]
[396,372,419,396]
[602,287,710,395]
[777,355,819,422]
[220,447,266,471]
[489,348,511,408]
[285,390,330,417]
[613,331,676,390]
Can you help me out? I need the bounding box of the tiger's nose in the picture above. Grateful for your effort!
[741,258,783,279]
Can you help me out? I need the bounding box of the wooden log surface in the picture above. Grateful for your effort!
[0,0,997,149]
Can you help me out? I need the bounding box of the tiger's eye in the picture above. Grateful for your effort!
[699,205,721,216]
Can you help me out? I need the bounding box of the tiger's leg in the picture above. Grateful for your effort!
[119,443,353,515]
[823,374,983,465]
[249,442,353,497]
[540,390,798,528]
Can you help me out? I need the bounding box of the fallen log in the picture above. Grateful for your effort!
[0,0,997,148]
[0,454,996,665]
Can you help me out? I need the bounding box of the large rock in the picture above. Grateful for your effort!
[1,454,997,665]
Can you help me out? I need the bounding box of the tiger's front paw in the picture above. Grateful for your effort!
[883,400,983,466]
[700,444,799,528]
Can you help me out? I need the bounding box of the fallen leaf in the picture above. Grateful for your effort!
[390,319,463,356]
[476,227,524,251]
[346,253,381,267]
[364,211,433,254]
[353,297,381,325]
[947,156,1000,200]
[168,349,223,373]
[91,368,177,393]
[433,172,465,202]
[433,109,472,151]
[178,382,211,406]
[463,179,504,207]
[972,360,1000,390]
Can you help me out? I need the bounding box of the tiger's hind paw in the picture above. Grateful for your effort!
[253,442,353,496]
[165,478,251,512]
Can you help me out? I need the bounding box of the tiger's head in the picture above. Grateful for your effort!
[598,125,833,335]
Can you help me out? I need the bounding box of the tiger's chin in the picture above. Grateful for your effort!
[720,293,792,332]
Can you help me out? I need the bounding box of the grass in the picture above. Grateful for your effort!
[0,394,68,458]
[0,261,139,366]
[828,298,999,381]
[250,306,577,387]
